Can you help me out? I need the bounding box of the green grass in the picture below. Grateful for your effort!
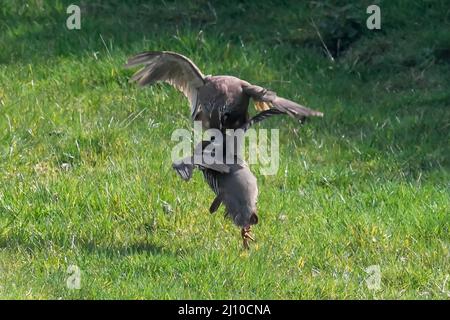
[0,0,449,299]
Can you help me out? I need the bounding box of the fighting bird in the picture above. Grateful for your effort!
[173,140,258,249]
[124,51,323,131]
[125,50,325,249]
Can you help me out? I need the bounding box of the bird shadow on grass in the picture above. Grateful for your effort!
[81,240,169,257]
[0,234,175,258]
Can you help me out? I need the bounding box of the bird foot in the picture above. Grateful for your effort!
[241,227,255,250]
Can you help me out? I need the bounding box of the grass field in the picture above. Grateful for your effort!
[0,0,449,299]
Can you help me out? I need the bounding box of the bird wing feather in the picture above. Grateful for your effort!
[242,83,323,122]
[125,51,205,117]
[202,170,220,195]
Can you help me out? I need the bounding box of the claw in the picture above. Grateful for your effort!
[241,227,255,250]
[245,233,255,242]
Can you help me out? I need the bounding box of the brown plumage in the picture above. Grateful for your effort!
[125,50,324,249]
[124,51,324,131]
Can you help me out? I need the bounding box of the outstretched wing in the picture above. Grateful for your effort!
[125,51,205,117]
[172,140,231,181]
[242,83,323,122]
[172,156,230,182]
[241,109,285,131]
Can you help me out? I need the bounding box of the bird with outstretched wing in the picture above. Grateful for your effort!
[124,51,323,131]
